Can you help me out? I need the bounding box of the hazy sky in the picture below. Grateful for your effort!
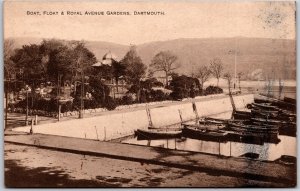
[4,1,296,45]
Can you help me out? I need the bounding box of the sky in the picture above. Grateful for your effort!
[4,1,296,45]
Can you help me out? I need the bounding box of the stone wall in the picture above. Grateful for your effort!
[13,94,254,141]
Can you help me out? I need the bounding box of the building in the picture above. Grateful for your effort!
[92,52,127,98]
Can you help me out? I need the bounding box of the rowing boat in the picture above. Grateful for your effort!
[134,129,182,140]
[182,126,228,142]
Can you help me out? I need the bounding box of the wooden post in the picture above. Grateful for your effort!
[178,109,183,123]
[5,81,8,130]
[192,101,199,121]
[25,91,29,126]
[230,141,232,157]
[104,126,106,141]
[79,71,84,119]
[175,138,177,150]
[58,104,61,121]
[35,115,38,125]
[30,119,34,134]
[94,126,99,141]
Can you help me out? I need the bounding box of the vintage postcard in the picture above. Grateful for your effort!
[3,1,296,188]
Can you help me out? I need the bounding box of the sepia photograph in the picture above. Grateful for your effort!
[3,1,297,188]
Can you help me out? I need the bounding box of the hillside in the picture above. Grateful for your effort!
[7,37,296,80]
[136,38,296,80]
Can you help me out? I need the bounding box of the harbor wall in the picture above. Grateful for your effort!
[13,94,254,141]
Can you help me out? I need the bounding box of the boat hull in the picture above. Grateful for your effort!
[182,126,228,142]
[134,129,182,140]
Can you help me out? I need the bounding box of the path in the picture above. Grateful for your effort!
[4,133,296,186]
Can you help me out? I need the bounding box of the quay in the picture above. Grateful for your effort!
[5,133,296,186]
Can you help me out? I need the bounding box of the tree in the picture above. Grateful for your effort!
[47,44,74,84]
[72,42,97,78]
[210,58,223,87]
[150,51,179,87]
[111,61,126,92]
[11,44,46,84]
[195,65,211,94]
[41,40,97,85]
[4,39,16,81]
[88,76,110,107]
[122,46,147,102]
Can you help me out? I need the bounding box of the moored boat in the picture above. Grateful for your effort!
[198,117,228,128]
[134,129,182,140]
[182,126,228,142]
[232,110,252,120]
[251,108,278,118]
[251,117,288,126]
[252,103,279,111]
[226,129,280,144]
[254,96,296,112]
[284,97,296,105]
[228,122,279,134]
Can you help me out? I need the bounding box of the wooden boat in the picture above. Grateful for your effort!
[134,129,182,140]
[227,131,280,145]
[284,97,296,105]
[275,155,296,166]
[182,126,228,142]
[279,109,296,118]
[254,97,276,104]
[198,118,228,128]
[278,122,297,137]
[254,96,296,112]
[251,118,288,126]
[252,121,279,128]
[198,117,255,131]
[251,108,278,118]
[252,103,279,111]
[182,121,225,130]
[251,107,279,114]
[228,122,279,134]
[232,110,252,120]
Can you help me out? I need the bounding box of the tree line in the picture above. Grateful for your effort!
[4,38,225,113]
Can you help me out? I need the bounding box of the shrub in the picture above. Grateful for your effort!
[204,86,223,95]
[169,75,199,100]
[150,89,166,101]
[104,96,117,110]
[120,95,134,105]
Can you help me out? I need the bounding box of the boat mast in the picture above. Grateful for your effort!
[234,37,237,89]
[146,104,153,128]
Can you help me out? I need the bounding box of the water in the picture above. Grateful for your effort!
[122,111,297,161]
[122,135,296,161]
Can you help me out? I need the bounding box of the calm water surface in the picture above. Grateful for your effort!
[122,111,297,161]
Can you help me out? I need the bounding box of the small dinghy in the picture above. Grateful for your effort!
[134,129,182,140]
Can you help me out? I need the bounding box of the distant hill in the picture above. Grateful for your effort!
[136,38,296,80]
[7,37,296,80]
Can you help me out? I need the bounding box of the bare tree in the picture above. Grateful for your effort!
[195,65,211,92]
[150,51,180,87]
[210,58,223,87]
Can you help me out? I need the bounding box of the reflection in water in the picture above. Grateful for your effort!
[123,135,296,161]
[122,111,297,161]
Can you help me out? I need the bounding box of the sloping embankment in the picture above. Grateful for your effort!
[13,94,254,141]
